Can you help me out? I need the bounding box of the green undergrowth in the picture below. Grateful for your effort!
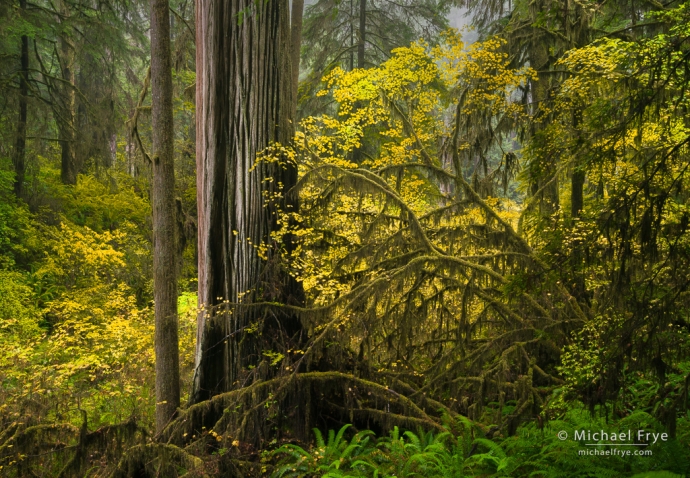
[266,408,690,478]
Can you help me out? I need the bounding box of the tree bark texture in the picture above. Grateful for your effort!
[57,6,77,185]
[290,0,304,121]
[192,0,298,404]
[357,0,365,68]
[151,0,180,434]
[13,0,28,197]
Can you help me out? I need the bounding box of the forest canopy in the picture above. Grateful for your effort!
[1,0,690,476]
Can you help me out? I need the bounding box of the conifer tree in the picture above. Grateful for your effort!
[192,0,299,403]
[151,0,180,433]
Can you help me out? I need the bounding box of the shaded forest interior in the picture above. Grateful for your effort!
[2,0,690,476]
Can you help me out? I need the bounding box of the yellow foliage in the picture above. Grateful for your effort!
[256,32,534,368]
[0,176,158,429]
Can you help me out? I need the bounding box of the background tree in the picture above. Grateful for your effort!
[460,0,690,421]
[150,0,180,433]
[12,0,28,197]
[298,0,451,117]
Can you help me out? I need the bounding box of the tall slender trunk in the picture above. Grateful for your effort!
[571,169,584,218]
[349,0,366,163]
[57,0,76,185]
[349,0,354,70]
[13,0,28,197]
[569,9,588,221]
[290,0,304,121]
[570,109,585,299]
[529,36,559,216]
[357,0,366,68]
[192,0,298,404]
[151,0,180,434]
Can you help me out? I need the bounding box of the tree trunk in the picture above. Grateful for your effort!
[192,0,298,404]
[13,0,28,197]
[571,169,584,218]
[529,35,559,217]
[349,0,354,70]
[290,0,304,120]
[151,0,180,434]
[56,0,77,185]
[357,0,366,68]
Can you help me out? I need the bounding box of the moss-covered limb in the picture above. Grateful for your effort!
[306,371,440,424]
[333,251,542,330]
[454,251,538,263]
[448,102,588,324]
[0,423,79,458]
[352,169,445,254]
[110,443,205,478]
[416,327,539,390]
[0,416,145,477]
[298,165,439,254]
[49,414,145,478]
[333,248,428,281]
[466,334,542,373]
[329,231,408,278]
[472,287,530,327]
[367,264,450,326]
[499,389,536,435]
[332,209,405,223]
[558,286,590,323]
[161,378,277,444]
[326,404,446,433]
[0,422,21,451]
[387,377,474,428]
[376,162,457,183]
[55,410,89,478]
[291,258,433,369]
[209,369,444,446]
[423,254,553,321]
[405,334,556,421]
[521,347,564,385]
[163,370,478,452]
[450,103,529,256]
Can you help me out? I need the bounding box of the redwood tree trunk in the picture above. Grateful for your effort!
[13,0,28,197]
[357,0,365,68]
[290,0,304,120]
[192,0,298,403]
[151,0,180,433]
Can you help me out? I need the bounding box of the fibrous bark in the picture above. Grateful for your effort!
[151,0,180,433]
[192,0,299,403]
[357,0,366,68]
[291,0,304,121]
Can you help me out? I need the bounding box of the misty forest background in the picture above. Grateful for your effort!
[2,0,690,476]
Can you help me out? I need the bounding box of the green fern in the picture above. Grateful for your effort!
[270,412,690,478]
[270,425,377,477]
